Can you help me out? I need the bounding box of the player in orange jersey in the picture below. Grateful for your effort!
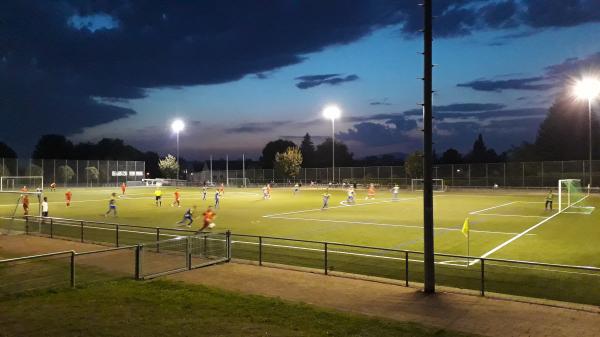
[121,182,127,195]
[65,190,72,207]
[171,188,181,207]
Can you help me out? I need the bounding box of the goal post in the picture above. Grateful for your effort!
[0,176,44,192]
[411,179,445,192]
[558,179,587,212]
[228,177,249,187]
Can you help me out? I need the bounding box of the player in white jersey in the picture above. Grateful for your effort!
[346,187,355,204]
[292,183,299,195]
[262,185,269,200]
[202,186,208,200]
[391,184,400,200]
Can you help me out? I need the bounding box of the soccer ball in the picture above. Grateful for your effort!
[208,223,216,229]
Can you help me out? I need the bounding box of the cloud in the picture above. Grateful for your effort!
[225,121,290,133]
[295,74,359,89]
[457,52,600,93]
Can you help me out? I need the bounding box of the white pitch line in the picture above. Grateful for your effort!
[263,197,422,217]
[473,213,549,219]
[471,195,590,266]
[469,201,517,215]
[264,215,535,236]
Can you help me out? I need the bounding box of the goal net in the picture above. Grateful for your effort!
[228,178,249,187]
[0,176,44,192]
[0,191,43,234]
[411,179,445,192]
[558,179,590,213]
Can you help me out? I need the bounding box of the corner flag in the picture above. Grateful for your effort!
[461,217,470,237]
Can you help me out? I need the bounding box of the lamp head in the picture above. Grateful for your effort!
[322,105,341,120]
[574,78,600,101]
[171,119,185,133]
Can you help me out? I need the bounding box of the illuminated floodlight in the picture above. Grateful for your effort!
[322,105,341,120]
[573,78,600,101]
[171,119,185,133]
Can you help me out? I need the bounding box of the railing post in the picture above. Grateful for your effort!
[25,216,29,234]
[156,228,160,253]
[80,221,84,242]
[405,251,409,287]
[70,252,75,287]
[324,242,328,275]
[203,235,208,257]
[50,218,53,238]
[259,236,263,266]
[135,245,142,280]
[186,236,191,270]
[226,230,231,262]
[116,224,119,247]
[480,259,485,296]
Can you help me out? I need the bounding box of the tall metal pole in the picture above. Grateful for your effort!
[422,0,435,294]
[176,131,180,181]
[226,155,229,186]
[589,99,593,188]
[210,155,213,185]
[242,153,246,187]
[332,118,336,183]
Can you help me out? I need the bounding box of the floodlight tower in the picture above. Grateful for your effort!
[574,77,600,188]
[323,105,341,184]
[171,119,185,181]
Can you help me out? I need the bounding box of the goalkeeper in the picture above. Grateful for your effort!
[545,190,553,211]
[177,206,196,227]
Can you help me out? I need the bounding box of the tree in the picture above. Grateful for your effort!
[299,133,316,167]
[158,154,179,178]
[0,142,17,158]
[260,139,296,169]
[275,147,303,179]
[466,134,500,163]
[405,151,423,178]
[58,165,75,183]
[32,135,74,159]
[314,138,354,167]
[440,148,463,164]
[0,163,11,176]
[534,95,600,160]
[85,166,100,186]
[29,164,43,176]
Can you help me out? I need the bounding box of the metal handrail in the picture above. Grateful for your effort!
[0,250,74,264]
[75,245,138,256]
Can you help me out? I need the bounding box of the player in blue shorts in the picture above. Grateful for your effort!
[322,191,331,210]
[177,206,196,227]
[202,186,207,200]
[105,193,117,217]
[214,190,221,209]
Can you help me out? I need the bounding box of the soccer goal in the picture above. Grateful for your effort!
[558,179,592,213]
[411,179,445,192]
[0,190,43,234]
[228,177,249,187]
[0,176,44,192]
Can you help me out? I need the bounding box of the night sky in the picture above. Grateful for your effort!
[2,1,600,159]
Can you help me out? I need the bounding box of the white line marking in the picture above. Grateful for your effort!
[264,215,535,236]
[263,197,422,217]
[473,213,549,219]
[472,195,590,265]
[469,201,517,215]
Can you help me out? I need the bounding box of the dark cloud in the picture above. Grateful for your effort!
[457,52,600,93]
[524,0,600,28]
[225,121,290,134]
[478,0,519,29]
[295,74,359,89]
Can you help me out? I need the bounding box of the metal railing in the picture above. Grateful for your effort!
[2,216,599,305]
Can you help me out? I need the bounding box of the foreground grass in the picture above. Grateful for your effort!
[0,280,477,337]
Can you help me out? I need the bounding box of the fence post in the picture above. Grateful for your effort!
[80,221,84,242]
[203,235,208,257]
[70,252,75,287]
[116,224,119,247]
[480,259,485,296]
[503,163,506,187]
[50,218,53,238]
[25,216,29,235]
[226,230,231,262]
[259,236,263,266]
[405,251,409,287]
[156,228,160,253]
[186,236,191,270]
[324,242,328,275]
[468,164,471,186]
[135,245,142,280]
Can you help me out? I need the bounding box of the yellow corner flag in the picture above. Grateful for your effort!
[461,217,470,237]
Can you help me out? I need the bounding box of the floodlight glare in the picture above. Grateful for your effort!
[322,105,341,120]
[171,119,185,133]
[574,78,600,101]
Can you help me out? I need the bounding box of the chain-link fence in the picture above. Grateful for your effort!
[0,158,145,187]
[192,160,600,188]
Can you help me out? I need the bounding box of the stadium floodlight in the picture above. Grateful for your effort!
[171,119,185,181]
[322,105,341,183]
[573,77,600,188]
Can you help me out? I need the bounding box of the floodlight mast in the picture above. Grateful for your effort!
[574,78,600,188]
[171,119,185,181]
[422,0,435,294]
[323,105,341,184]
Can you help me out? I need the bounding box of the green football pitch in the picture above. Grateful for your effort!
[3,185,598,267]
